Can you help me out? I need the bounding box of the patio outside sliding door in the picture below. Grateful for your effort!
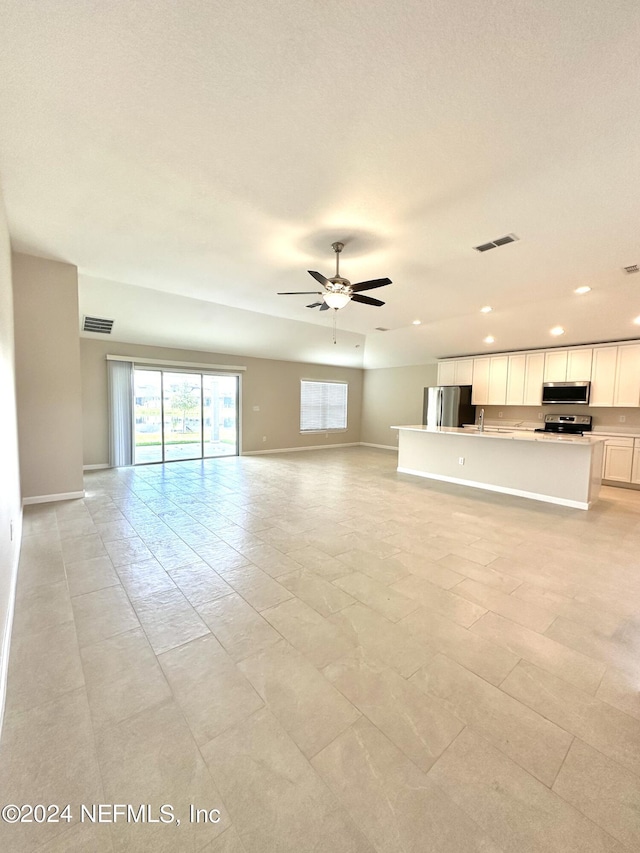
[133,368,238,464]
[133,370,162,464]
[163,372,203,461]
[203,374,238,457]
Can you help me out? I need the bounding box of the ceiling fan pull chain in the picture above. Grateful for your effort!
[333,309,337,345]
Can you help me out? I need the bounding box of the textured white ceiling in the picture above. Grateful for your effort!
[1,0,639,367]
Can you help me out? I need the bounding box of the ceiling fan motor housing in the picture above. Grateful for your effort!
[328,276,351,292]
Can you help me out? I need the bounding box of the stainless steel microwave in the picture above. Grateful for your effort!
[542,381,590,405]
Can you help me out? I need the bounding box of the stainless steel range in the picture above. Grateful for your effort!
[535,414,593,436]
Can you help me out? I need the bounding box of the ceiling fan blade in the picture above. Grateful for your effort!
[351,293,385,307]
[308,270,331,287]
[319,302,330,311]
[278,291,322,295]
[306,302,322,308]
[350,277,392,293]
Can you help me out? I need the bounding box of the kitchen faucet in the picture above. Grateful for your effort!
[478,408,485,432]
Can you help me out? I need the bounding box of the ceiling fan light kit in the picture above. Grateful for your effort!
[323,291,351,309]
[278,241,392,311]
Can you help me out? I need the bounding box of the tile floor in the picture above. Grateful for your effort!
[2,447,640,851]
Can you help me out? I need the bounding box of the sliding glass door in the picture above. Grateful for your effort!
[134,370,163,464]
[134,368,238,464]
[203,374,238,458]
[163,372,203,461]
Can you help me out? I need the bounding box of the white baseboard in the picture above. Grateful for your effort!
[360,443,398,451]
[23,490,85,506]
[0,512,22,739]
[83,463,110,470]
[243,442,360,456]
[397,467,589,510]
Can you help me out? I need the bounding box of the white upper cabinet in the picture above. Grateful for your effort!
[567,348,592,381]
[506,355,527,405]
[488,356,509,405]
[472,358,490,405]
[437,361,457,385]
[508,352,544,405]
[614,345,640,407]
[544,350,568,382]
[439,340,639,408]
[456,359,474,385]
[544,348,592,382]
[437,358,474,386]
[590,346,618,407]
[523,352,545,405]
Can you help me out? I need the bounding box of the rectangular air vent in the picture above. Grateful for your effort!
[83,316,114,334]
[623,264,639,274]
[473,233,519,252]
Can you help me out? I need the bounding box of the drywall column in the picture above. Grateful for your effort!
[12,253,84,502]
[0,181,22,734]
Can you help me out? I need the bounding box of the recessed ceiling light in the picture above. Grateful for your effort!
[550,326,565,336]
[574,286,591,295]
[480,306,493,313]
[412,319,421,325]
[483,335,495,344]
[633,316,640,326]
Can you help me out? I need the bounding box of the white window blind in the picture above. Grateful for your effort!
[107,359,133,467]
[300,381,348,432]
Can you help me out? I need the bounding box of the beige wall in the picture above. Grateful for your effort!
[0,182,21,732]
[12,253,84,499]
[361,363,438,447]
[80,339,364,464]
[484,404,640,431]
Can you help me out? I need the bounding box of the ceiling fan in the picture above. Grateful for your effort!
[278,241,391,310]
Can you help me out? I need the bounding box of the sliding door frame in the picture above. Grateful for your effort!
[132,365,242,465]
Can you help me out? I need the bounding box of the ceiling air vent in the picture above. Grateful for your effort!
[623,264,639,274]
[83,316,114,334]
[473,233,519,252]
[375,327,389,332]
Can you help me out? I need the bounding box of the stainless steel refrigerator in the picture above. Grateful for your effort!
[422,385,476,428]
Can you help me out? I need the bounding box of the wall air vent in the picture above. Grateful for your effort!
[623,264,639,274]
[375,327,389,332]
[473,233,520,252]
[83,316,114,334]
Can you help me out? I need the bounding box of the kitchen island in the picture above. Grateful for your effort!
[391,425,606,510]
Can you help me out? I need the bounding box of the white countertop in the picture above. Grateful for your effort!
[391,425,606,446]
[462,421,640,438]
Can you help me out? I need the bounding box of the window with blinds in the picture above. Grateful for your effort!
[300,380,348,432]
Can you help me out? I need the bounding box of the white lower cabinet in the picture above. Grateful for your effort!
[632,448,640,484]
[602,438,635,482]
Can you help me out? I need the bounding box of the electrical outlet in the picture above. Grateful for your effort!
[538,412,544,419]
[262,436,267,442]
[498,412,503,418]
[620,415,626,423]
[458,457,465,465]
[253,405,260,412]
